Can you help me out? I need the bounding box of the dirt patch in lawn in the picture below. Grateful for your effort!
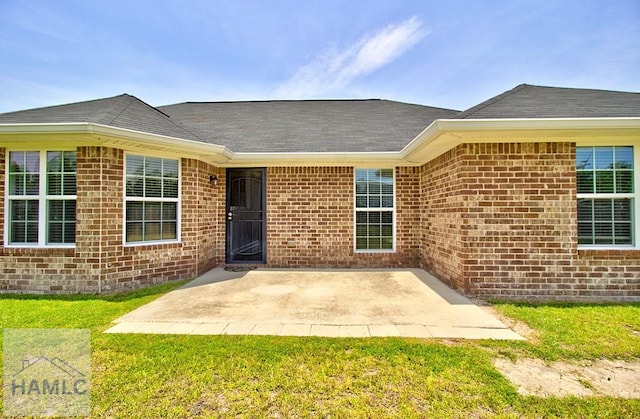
[494,358,640,398]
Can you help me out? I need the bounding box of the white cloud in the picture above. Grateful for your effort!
[275,16,426,98]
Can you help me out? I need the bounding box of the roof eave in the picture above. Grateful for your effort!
[2,117,640,168]
[440,117,640,131]
[0,122,233,164]
[401,117,640,164]
[227,151,404,167]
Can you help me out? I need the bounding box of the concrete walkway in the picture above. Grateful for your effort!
[105,268,524,340]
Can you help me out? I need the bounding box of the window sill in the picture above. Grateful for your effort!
[124,240,181,248]
[354,249,396,254]
[577,245,638,251]
[3,244,75,249]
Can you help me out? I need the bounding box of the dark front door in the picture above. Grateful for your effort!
[226,168,266,263]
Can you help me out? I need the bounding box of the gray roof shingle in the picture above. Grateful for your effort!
[0,94,202,142]
[1,84,638,154]
[457,84,640,119]
[158,100,458,152]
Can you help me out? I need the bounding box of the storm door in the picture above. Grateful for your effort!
[225,168,266,263]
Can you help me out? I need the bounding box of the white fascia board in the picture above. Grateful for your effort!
[0,122,97,138]
[401,117,640,165]
[0,123,405,166]
[0,122,234,162]
[3,118,639,168]
[400,119,444,157]
[88,124,232,157]
[227,151,404,167]
[437,117,640,132]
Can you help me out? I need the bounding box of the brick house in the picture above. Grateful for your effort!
[0,84,639,301]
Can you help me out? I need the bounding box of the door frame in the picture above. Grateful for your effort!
[225,168,267,264]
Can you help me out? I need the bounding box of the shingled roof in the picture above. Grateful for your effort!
[457,84,640,119]
[1,84,638,155]
[0,94,202,142]
[158,100,457,153]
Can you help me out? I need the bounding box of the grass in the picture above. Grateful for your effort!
[91,336,520,417]
[0,283,639,417]
[0,280,189,330]
[490,303,640,361]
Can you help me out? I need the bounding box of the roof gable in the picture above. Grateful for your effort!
[457,84,640,119]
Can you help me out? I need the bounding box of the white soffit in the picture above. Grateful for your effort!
[1,118,639,167]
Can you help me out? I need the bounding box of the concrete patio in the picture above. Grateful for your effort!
[105,268,524,340]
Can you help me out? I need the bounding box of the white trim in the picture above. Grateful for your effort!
[3,244,76,249]
[4,149,77,248]
[122,152,182,246]
[353,168,396,253]
[575,145,638,249]
[3,118,639,167]
[0,123,232,164]
[430,117,640,131]
[577,193,635,199]
[228,151,403,167]
[577,245,638,251]
[575,139,640,250]
[401,118,640,165]
[0,122,229,153]
[123,239,181,248]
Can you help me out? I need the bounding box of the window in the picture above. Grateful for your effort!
[354,168,395,251]
[576,146,634,245]
[6,150,77,246]
[125,154,179,243]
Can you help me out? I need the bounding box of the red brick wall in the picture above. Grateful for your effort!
[459,143,578,299]
[2,141,639,301]
[0,146,223,293]
[420,146,467,289]
[196,163,225,273]
[421,142,640,301]
[572,250,640,300]
[266,166,420,268]
[98,149,224,292]
[0,147,101,292]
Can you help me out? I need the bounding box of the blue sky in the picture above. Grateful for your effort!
[0,0,638,113]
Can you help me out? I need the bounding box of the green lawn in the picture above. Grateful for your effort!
[1,284,639,418]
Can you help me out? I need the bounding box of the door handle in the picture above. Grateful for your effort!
[227,211,233,221]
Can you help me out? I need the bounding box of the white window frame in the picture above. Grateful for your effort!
[576,144,640,250]
[353,167,396,253]
[4,149,77,248]
[123,152,181,246]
